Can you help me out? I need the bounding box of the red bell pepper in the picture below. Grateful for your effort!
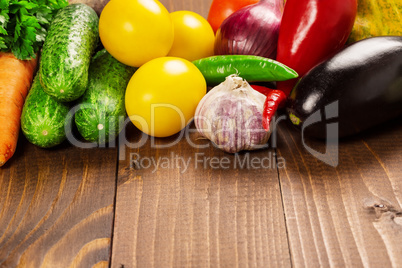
[262,0,357,131]
[207,0,259,33]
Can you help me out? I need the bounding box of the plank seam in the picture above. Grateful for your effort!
[275,147,294,268]
[109,145,120,268]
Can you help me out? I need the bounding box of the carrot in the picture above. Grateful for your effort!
[0,52,37,167]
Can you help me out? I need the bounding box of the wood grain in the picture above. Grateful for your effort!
[110,1,289,266]
[276,117,402,268]
[111,124,291,267]
[1,0,402,267]
[0,136,117,267]
[163,0,211,18]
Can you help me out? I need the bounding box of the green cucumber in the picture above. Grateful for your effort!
[39,3,99,102]
[75,49,137,143]
[21,75,70,148]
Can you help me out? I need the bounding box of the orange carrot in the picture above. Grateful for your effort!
[0,52,37,167]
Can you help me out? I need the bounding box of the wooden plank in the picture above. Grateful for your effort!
[111,2,290,266]
[162,0,211,17]
[0,135,117,267]
[276,117,402,267]
[112,122,291,267]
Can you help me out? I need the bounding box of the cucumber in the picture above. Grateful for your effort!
[21,75,70,148]
[75,49,137,143]
[39,3,99,102]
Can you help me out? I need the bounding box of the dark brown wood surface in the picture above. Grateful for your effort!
[1,0,402,267]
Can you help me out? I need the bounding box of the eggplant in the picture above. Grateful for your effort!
[286,36,402,139]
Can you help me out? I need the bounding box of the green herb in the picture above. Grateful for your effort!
[0,0,68,60]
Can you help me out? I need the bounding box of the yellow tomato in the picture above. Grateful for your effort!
[167,11,215,61]
[99,0,174,67]
[125,57,207,137]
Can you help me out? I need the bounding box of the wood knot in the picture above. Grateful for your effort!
[364,197,402,223]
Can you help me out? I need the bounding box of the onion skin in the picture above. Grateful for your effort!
[214,0,284,59]
[207,0,259,34]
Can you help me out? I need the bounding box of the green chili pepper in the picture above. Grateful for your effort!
[192,55,298,86]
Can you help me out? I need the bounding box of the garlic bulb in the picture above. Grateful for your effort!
[194,75,271,153]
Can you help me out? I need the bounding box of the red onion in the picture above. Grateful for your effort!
[214,0,284,59]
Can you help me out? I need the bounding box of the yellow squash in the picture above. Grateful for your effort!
[348,0,402,43]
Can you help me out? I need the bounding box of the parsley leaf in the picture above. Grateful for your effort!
[0,0,68,60]
[0,0,10,50]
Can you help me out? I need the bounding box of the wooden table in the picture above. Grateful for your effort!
[1,0,402,267]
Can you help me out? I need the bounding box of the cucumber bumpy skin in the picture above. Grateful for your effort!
[39,3,99,102]
[75,49,137,144]
[21,75,70,148]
